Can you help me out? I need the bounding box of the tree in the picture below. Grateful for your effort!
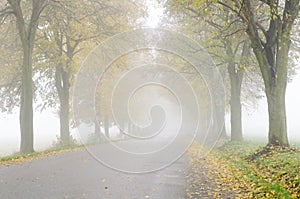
[237,0,299,146]
[0,0,50,153]
[39,1,97,145]
[201,13,254,141]
[166,1,257,141]
[38,0,138,145]
[226,39,251,141]
[168,0,299,146]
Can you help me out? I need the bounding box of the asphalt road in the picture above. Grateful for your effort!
[0,140,188,199]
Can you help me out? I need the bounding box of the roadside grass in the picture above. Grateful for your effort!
[0,144,83,167]
[187,141,300,199]
[0,137,130,167]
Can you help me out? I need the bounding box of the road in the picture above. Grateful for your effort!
[0,139,188,199]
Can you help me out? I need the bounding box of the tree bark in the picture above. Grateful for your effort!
[20,41,34,153]
[249,42,289,146]
[60,90,70,144]
[54,33,76,146]
[264,38,289,146]
[229,77,243,141]
[266,87,288,146]
[226,40,250,141]
[55,66,71,145]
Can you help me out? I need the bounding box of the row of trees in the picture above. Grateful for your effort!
[0,0,299,154]
[0,0,141,153]
[167,0,300,146]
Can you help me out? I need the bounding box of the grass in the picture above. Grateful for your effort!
[186,140,299,198]
[0,137,130,167]
[0,144,83,166]
[213,141,300,198]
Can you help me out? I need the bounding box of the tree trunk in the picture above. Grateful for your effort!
[55,66,71,146]
[94,119,101,138]
[227,40,250,142]
[241,0,299,147]
[227,58,243,142]
[247,27,290,146]
[266,88,288,146]
[252,52,289,147]
[265,39,289,146]
[104,116,110,138]
[20,45,34,153]
[229,77,243,141]
[9,0,46,153]
[59,91,70,145]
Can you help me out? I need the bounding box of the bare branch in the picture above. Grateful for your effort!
[0,5,13,24]
[217,0,247,22]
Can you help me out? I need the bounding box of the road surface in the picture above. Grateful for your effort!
[0,140,188,199]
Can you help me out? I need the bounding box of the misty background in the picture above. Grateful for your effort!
[1,71,299,157]
[1,0,300,156]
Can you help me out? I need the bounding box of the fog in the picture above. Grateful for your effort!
[240,72,300,144]
[0,0,299,157]
[1,71,299,157]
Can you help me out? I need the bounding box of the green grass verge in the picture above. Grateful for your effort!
[213,141,300,199]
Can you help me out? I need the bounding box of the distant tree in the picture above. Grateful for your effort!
[166,0,259,141]
[37,0,137,145]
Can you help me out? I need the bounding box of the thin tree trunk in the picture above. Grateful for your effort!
[9,0,47,153]
[94,119,101,138]
[55,66,71,146]
[20,45,34,153]
[229,78,243,141]
[104,116,110,138]
[227,41,250,141]
[59,92,70,145]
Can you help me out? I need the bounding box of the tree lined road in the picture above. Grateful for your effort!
[0,140,188,199]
